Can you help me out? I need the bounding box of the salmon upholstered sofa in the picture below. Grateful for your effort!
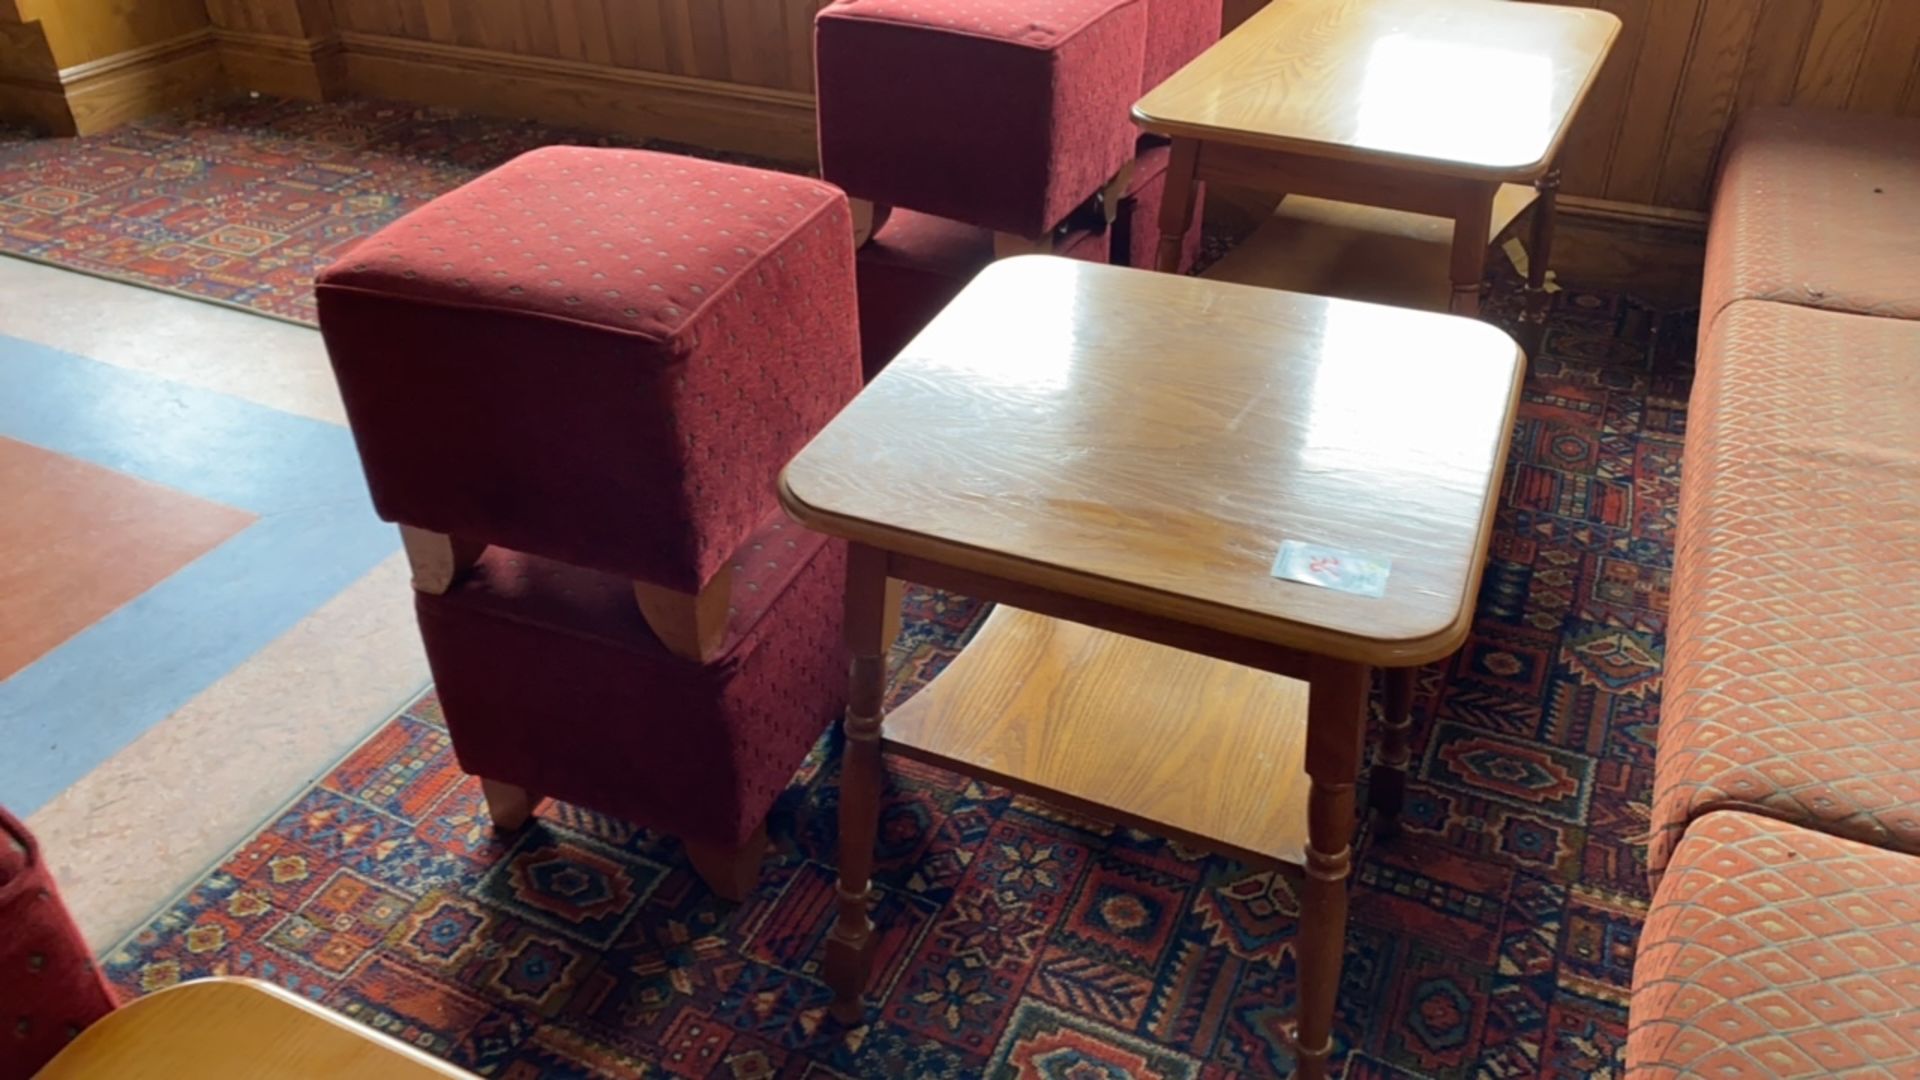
[1626,106,1920,1077]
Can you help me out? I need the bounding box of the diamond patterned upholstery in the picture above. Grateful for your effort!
[1649,299,1920,878]
[1702,107,1920,333]
[1628,810,1920,1078]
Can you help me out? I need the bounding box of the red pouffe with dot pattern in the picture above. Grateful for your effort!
[823,0,1221,377]
[1,806,117,1080]
[315,147,861,898]
[816,0,1150,240]
[853,209,1115,377]
[852,140,1205,375]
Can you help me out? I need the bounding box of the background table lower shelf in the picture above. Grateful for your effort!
[883,605,1311,867]
[1204,183,1541,311]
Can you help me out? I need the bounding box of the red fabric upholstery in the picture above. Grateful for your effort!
[416,514,848,850]
[1702,107,1920,333]
[1,807,115,1080]
[1116,141,1206,273]
[1649,300,1920,879]
[317,147,863,593]
[854,210,1113,377]
[319,147,862,865]
[816,0,1148,239]
[1628,811,1920,1078]
[1142,0,1222,92]
[855,210,995,379]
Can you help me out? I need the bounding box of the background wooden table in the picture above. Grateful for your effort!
[1135,0,1620,316]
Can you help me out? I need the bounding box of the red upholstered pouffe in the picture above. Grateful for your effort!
[316,147,863,884]
[317,146,861,595]
[414,515,846,851]
[1628,811,1920,1078]
[855,211,1112,378]
[1,807,116,1080]
[1142,0,1223,92]
[817,0,1149,239]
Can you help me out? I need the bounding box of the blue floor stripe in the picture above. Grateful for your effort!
[0,334,398,814]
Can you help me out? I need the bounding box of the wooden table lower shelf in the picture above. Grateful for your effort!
[887,605,1311,867]
[1204,183,1542,313]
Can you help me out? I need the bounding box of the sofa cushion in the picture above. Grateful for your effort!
[816,0,1148,238]
[1650,299,1920,878]
[1628,810,1920,1078]
[1703,107,1920,331]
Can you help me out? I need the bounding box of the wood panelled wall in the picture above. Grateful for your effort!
[316,0,828,93]
[1548,0,1920,213]
[14,0,209,66]
[8,0,1920,216]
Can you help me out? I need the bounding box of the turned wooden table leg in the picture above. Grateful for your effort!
[1370,667,1416,836]
[1153,138,1201,274]
[825,543,891,1023]
[1528,168,1561,296]
[1518,167,1562,354]
[1295,659,1369,1080]
[1448,187,1497,317]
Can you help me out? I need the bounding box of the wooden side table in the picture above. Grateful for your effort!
[780,257,1523,1078]
[1134,0,1619,318]
[33,977,477,1078]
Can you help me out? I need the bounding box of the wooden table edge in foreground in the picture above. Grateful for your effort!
[1133,0,1621,320]
[775,286,1524,1078]
[34,976,476,1078]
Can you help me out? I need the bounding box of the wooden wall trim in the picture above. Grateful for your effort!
[333,30,817,162]
[58,26,222,134]
[214,26,342,100]
[1556,194,1707,233]
[58,25,214,82]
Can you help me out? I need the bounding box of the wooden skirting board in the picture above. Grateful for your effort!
[12,24,1703,243]
[59,28,224,135]
[331,32,817,163]
[214,27,344,102]
[1556,194,1708,234]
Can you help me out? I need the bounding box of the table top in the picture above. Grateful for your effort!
[36,977,474,1078]
[779,257,1524,666]
[1132,0,1621,181]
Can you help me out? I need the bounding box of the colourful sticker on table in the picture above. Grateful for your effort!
[1272,540,1392,598]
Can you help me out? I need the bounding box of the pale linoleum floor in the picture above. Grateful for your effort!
[1,255,431,951]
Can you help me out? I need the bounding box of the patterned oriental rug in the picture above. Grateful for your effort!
[6,94,1691,1077]
[94,276,1693,1080]
[0,98,746,325]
